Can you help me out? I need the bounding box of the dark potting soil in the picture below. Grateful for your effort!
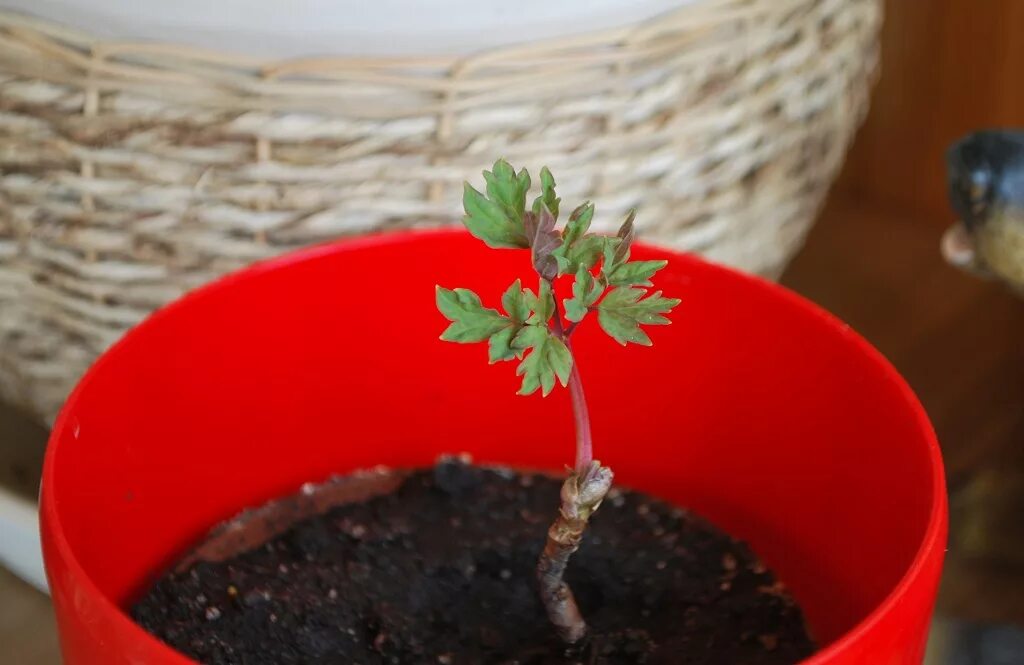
[133,460,815,664]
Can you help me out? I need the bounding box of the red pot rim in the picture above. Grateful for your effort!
[41,228,947,664]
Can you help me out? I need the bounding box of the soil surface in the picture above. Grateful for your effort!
[133,460,815,664]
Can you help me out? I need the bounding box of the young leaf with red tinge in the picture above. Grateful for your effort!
[553,203,602,276]
[524,206,561,281]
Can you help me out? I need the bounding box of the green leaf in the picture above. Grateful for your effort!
[461,160,532,249]
[462,183,528,249]
[501,279,531,324]
[531,166,560,220]
[552,203,601,275]
[563,203,594,245]
[485,159,531,220]
[489,280,532,363]
[487,327,520,364]
[605,259,668,287]
[600,210,662,286]
[597,287,680,346]
[601,237,623,277]
[512,325,572,396]
[437,286,512,343]
[555,235,604,276]
[526,280,555,325]
[564,265,604,322]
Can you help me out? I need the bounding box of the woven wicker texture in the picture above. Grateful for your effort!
[0,0,880,421]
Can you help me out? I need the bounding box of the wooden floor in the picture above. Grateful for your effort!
[1,195,1022,662]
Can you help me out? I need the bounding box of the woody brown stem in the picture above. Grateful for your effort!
[536,461,613,643]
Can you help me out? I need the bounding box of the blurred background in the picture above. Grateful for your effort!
[0,0,1022,662]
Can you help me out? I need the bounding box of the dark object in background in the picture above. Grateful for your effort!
[943,130,1024,294]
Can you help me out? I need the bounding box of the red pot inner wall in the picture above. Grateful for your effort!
[42,230,946,665]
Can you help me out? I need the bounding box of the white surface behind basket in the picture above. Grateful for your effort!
[0,0,689,58]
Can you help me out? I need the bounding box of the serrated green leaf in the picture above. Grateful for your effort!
[487,326,520,363]
[563,203,594,245]
[555,235,605,276]
[564,265,604,322]
[485,159,531,220]
[501,279,531,324]
[462,183,529,249]
[462,160,532,249]
[525,280,555,325]
[600,236,624,280]
[531,166,560,219]
[597,287,680,346]
[488,279,533,363]
[437,286,512,343]
[512,325,572,396]
[552,203,601,276]
[605,259,668,287]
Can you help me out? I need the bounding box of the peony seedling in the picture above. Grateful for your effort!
[436,160,679,643]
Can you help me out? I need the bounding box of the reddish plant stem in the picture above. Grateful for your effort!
[566,352,593,474]
[547,291,593,474]
[537,279,611,643]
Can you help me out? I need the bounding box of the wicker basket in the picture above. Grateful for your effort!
[0,0,881,421]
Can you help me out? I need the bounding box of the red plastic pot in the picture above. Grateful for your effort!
[41,230,946,664]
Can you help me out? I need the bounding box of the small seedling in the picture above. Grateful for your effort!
[436,160,680,643]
